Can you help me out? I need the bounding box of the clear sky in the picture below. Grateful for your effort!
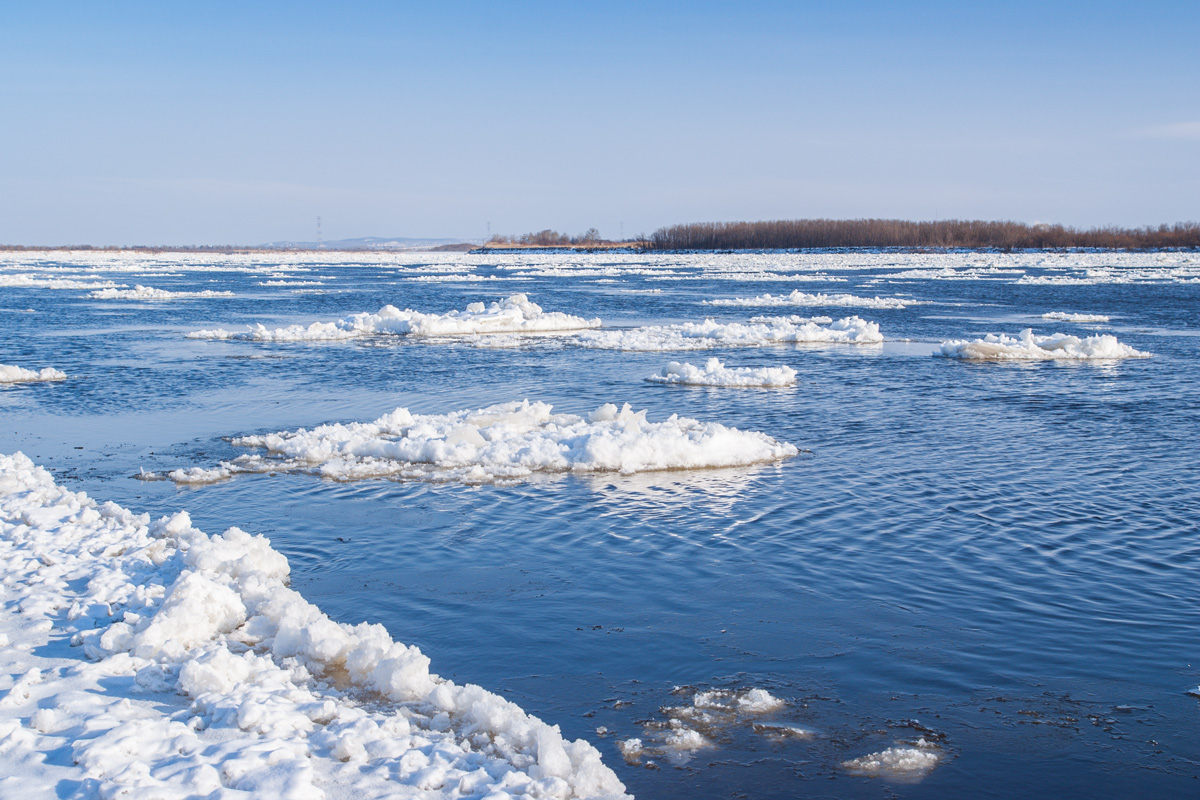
[2,0,1197,245]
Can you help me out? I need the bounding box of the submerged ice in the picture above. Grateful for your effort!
[0,452,628,800]
[166,400,798,485]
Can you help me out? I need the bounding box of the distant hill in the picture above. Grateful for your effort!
[259,236,482,251]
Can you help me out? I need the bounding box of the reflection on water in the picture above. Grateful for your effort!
[2,252,1199,798]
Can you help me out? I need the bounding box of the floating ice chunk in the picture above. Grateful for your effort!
[0,273,123,290]
[578,316,882,351]
[935,329,1150,360]
[1041,311,1111,323]
[87,285,235,300]
[647,358,797,387]
[842,738,941,780]
[706,289,919,309]
[168,400,797,485]
[0,365,67,383]
[0,452,629,800]
[749,314,833,325]
[257,280,323,286]
[186,294,600,341]
[621,687,789,767]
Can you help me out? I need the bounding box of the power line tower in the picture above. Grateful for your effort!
[317,216,324,249]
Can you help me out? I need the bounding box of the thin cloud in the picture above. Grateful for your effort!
[1133,120,1200,140]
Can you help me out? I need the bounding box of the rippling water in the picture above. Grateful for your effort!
[3,250,1199,797]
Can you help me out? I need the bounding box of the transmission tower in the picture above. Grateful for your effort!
[317,216,324,249]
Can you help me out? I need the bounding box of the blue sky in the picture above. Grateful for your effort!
[1,1,1197,245]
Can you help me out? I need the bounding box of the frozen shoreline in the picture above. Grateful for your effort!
[0,452,628,799]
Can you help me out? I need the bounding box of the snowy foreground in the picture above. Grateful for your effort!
[0,452,628,799]
[935,329,1151,360]
[165,400,799,485]
[186,295,599,341]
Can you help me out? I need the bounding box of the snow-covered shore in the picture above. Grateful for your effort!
[0,452,628,799]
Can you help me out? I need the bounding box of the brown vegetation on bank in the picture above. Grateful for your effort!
[647,219,1200,251]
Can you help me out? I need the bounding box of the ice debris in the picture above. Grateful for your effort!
[0,451,628,799]
[164,400,798,485]
[646,358,797,387]
[705,289,919,309]
[842,738,942,781]
[935,329,1150,360]
[578,316,882,351]
[185,294,600,341]
[1040,311,1110,323]
[618,687,788,767]
[87,285,235,299]
[0,365,67,383]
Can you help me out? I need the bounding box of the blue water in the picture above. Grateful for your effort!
[3,252,1198,797]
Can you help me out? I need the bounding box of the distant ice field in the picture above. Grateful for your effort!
[2,249,1198,799]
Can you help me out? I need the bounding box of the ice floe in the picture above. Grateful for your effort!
[161,401,798,485]
[646,358,797,387]
[0,451,628,800]
[705,289,919,309]
[87,285,235,300]
[935,329,1151,360]
[842,739,942,781]
[186,295,600,341]
[578,316,882,351]
[0,365,67,383]
[1041,311,1111,323]
[618,687,789,767]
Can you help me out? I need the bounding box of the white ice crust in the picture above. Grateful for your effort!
[88,285,235,300]
[705,290,919,309]
[0,365,67,383]
[1040,311,1111,323]
[0,452,628,799]
[185,295,600,341]
[935,329,1151,360]
[646,358,797,387]
[578,317,882,351]
[166,400,798,485]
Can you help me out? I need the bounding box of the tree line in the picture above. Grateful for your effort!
[646,219,1200,251]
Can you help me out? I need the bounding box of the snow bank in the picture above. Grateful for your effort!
[0,365,67,383]
[578,316,882,351]
[186,295,600,341]
[646,358,797,387]
[618,688,787,767]
[705,289,918,309]
[842,739,941,780]
[0,452,628,799]
[935,329,1150,360]
[165,400,798,485]
[88,285,235,300]
[1040,311,1110,323]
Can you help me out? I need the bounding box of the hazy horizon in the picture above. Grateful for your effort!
[3,1,1197,246]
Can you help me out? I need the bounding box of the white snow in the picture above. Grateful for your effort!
[186,295,600,341]
[1040,311,1111,323]
[842,739,941,780]
[87,285,235,300]
[578,316,882,351]
[0,452,628,800]
[0,365,67,383]
[646,358,797,387]
[164,400,798,485]
[705,289,919,309]
[935,329,1151,360]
